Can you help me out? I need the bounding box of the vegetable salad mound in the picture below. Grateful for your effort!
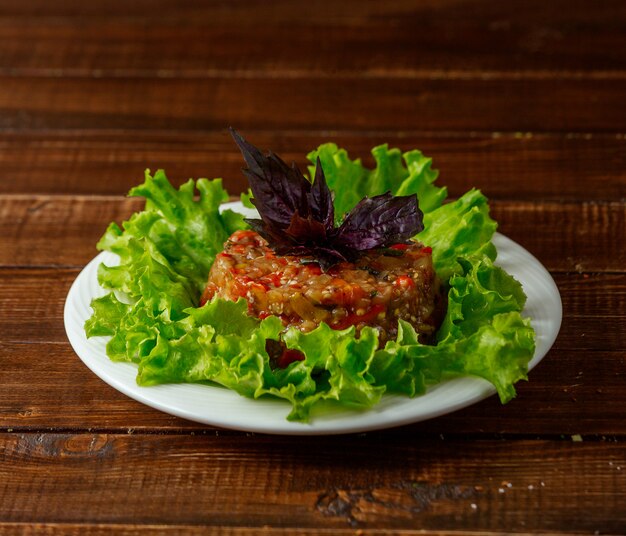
[85,132,535,423]
[202,229,443,346]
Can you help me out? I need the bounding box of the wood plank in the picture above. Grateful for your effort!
[1,433,625,532]
[1,340,624,435]
[0,77,625,132]
[0,525,531,536]
[1,269,623,351]
[0,0,624,30]
[0,270,624,434]
[0,196,623,272]
[1,0,626,77]
[1,132,625,200]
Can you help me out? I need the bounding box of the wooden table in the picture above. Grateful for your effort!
[1,1,625,533]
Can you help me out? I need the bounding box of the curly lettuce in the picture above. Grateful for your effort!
[85,145,535,422]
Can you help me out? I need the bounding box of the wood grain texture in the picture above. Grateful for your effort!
[1,0,625,77]
[0,270,623,434]
[1,0,625,531]
[0,433,625,532]
[0,196,622,271]
[1,132,625,199]
[0,525,534,536]
[1,340,625,435]
[0,77,625,133]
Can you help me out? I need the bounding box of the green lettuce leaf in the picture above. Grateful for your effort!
[436,255,527,344]
[369,253,534,405]
[88,170,248,365]
[240,188,255,209]
[86,147,535,423]
[307,143,447,219]
[417,189,498,280]
[437,311,535,403]
[126,170,245,291]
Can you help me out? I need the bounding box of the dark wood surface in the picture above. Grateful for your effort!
[0,1,625,533]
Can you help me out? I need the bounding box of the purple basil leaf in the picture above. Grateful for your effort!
[266,152,311,217]
[230,128,310,228]
[308,157,334,229]
[285,211,328,243]
[232,129,424,271]
[334,193,424,251]
[273,244,348,270]
[243,218,290,246]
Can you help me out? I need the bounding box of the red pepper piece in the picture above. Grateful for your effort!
[248,282,267,293]
[231,229,258,241]
[199,283,217,306]
[277,348,305,368]
[260,272,283,288]
[306,264,322,276]
[394,275,415,289]
[332,303,386,330]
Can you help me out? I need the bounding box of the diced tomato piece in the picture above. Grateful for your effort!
[230,282,247,298]
[260,272,283,287]
[230,244,246,254]
[248,282,267,293]
[390,243,410,251]
[328,278,367,306]
[306,264,322,276]
[332,304,386,330]
[277,348,306,368]
[421,247,432,255]
[199,283,217,306]
[231,229,258,242]
[331,277,366,305]
[229,274,252,298]
[343,284,366,304]
[394,275,415,289]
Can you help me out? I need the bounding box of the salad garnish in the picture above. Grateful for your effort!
[231,128,424,270]
[84,133,536,423]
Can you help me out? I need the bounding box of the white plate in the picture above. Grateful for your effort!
[64,204,561,435]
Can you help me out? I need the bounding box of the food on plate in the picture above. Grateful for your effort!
[201,131,445,346]
[201,229,443,345]
[85,129,535,422]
